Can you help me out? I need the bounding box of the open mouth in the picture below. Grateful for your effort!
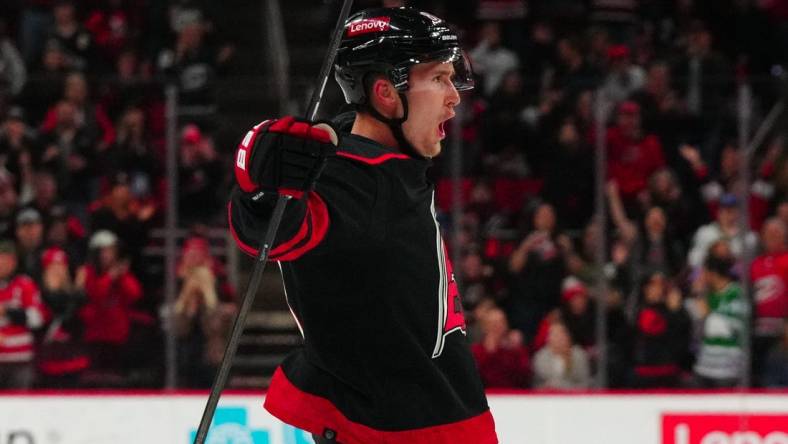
[438,121,446,139]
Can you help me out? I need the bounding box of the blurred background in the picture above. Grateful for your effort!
[0,0,787,401]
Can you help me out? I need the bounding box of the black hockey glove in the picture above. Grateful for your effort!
[234,116,338,199]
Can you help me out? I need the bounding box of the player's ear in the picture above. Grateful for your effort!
[369,76,400,119]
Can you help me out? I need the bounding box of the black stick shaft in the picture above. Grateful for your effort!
[193,1,353,442]
[193,195,290,444]
[306,0,354,121]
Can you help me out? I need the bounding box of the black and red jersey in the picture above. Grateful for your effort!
[0,274,46,363]
[229,130,497,443]
[751,252,788,338]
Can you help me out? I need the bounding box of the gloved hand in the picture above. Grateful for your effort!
[234,116,338,199]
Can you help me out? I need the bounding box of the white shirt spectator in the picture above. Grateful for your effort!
[470,22,520,96]
[532,322,592,389]
[688,222,758,269]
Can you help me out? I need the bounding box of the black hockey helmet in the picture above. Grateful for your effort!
[334,7,474,106]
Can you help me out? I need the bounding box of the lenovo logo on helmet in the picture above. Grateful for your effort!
[347,17,390,37]
[662,414,788,444]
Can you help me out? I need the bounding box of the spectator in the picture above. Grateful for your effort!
[459,249,495,312]
[0,170,18,239]
[607,180,686,276]
[14,207,45,282]
[688,140,775,232]
[0,106,37,199]
[46,0,99,72]
[0,239,45,389]
[520,21,556,87]
[588,0,638,43]
[572,89,595,138]
[762,320,788,388]
[672,21,733,163]
[687,193,758,269]
[750,218,788,385]
[539,118,594,230]
[532,321,592,390]
[77,229,142,384]
[469,21,519,97]
[36,247,89,387]
[631,271,691,388]
[19,39,68,123]
[630,62,696,169]
[471,307,530,388]
[643,167,705,246]
[565,218,602,281]
[533,276,595,351]
[606,101,666,203]
[482,70,529,155]
[673,20,733,120]
[172,236,235,387]
[41,71,116,151]
[553,36,600,103]
[0,19,28,105]
[16,0,56,65]
[507,203,569,340]
[83,0,138,66]
[601,45,645,103]
[90,171,154,272]
[157,8,233,121]
[99,49,154,121]
[586,27,611,72]
[176,235,234,302]
[177,123,223,225]
[45,204,86,268]
[693,253,746,387]
[28,170,61,223]
[101,106,158,199]
[37,99,97,208]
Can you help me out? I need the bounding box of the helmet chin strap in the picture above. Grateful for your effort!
[363,93,424,159]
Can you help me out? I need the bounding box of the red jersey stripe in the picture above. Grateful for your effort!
[264,367,498,444]
[336,151,409,165]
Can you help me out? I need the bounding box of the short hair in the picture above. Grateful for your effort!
[704,253,734,279]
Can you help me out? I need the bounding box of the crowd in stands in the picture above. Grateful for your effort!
[0,0,236,389]
[2,0,788,391]
[415,0,788,390]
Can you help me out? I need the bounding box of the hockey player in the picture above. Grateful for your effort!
[228,7,497,444]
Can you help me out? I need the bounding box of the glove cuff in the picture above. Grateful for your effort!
[235,119,275,193]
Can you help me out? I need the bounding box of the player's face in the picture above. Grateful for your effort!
[402,61,461,158]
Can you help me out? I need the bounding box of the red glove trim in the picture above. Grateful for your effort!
[267,116,333,144]
[234,119,274,193]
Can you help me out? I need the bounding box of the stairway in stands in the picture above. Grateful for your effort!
[214,0,349,389]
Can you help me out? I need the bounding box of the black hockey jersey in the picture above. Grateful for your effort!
[229,129,497,444]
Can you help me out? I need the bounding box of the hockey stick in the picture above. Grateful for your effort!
[192,1,353,443]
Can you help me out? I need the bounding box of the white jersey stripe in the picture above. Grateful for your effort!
[0,333,33,347]
[279,262,305,340]
[0,351,34,362]
[431,193,449,358]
